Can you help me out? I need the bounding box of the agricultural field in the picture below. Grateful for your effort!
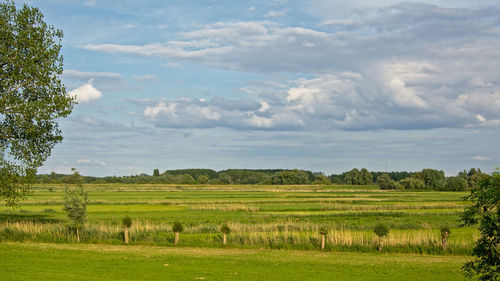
[0,184,474,280]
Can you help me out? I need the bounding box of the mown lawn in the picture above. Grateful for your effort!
[0,242,468,281]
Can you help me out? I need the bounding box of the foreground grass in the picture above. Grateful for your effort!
[0,242,468,281]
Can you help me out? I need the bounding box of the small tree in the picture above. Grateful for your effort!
[440,225,451,251]
[172,221,183,245]
[319,227,328,250]
[63,177,88,243]
[122,216,132,244]
[221,224,231,246]
[374,223,389,252]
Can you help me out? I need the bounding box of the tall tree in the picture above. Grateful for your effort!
[1,1,74,206]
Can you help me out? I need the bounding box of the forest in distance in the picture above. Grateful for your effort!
[36,167,487,191]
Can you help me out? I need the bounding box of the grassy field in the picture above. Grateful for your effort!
[0,183,475,254]
[0,242,469,281]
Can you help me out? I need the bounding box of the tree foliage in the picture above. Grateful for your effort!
[377,173,399,190]
[443,176,467,191]
[153,169,160,177]
[122,216,132,228]
[460,171,499,280]
[413,169,445,190]
[0,1,74,206]
[399,177,426,190]
[172,221,183,233]
[220,224,230,234]
[271,169,310,185]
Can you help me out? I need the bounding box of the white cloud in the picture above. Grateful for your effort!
[68,80,102,103]
[83,3,500,131]
[63,69,122,81]
[83,0,96,7]
[264,10,286,17]
[123,24,137,29]
[133,75,157,82]
[77,159,107,166]
[473,155,491,161]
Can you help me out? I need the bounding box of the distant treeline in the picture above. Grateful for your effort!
[36,167,487,190]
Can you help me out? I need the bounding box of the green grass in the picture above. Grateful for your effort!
[0,242,469,281]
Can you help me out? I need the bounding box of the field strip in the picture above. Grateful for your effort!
[1,242,470,264]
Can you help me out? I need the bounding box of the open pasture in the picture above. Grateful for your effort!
[0,184,475,254]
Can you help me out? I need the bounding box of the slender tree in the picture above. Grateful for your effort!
[374,223,389,252]
[63,169,87,243]
[319,227,328,250]
[440,225,450,251]
[122,216,132,244]
[172,221,183,245]
[221,224,230,246]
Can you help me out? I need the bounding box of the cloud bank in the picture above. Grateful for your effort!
[83,3,500,131]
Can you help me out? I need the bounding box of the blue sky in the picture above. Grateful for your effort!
[18,0,500,176]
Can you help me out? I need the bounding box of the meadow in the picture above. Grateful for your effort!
[0,183,474,254]
[0,242,468,281]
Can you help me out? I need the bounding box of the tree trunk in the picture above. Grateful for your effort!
[174,232,179,245]
[76,227,80,243]
[223,233,227,245]
[321,234,325,250]
[378,237,382,252]
[442,231,448,251]
[124,227,129,244]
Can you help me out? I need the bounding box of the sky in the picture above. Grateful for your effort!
[16,0,500,177]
